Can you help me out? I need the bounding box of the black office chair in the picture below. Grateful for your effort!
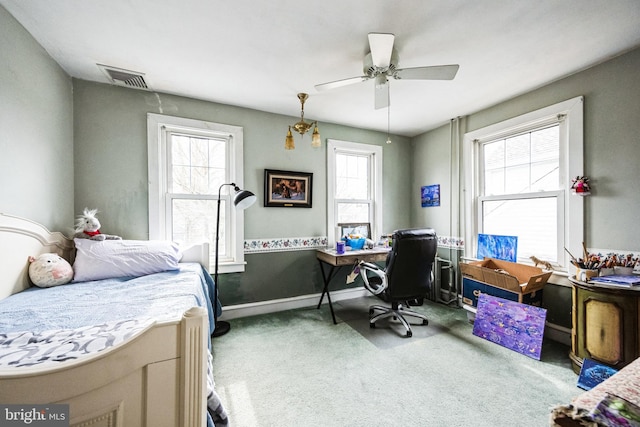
[358,228,437,337]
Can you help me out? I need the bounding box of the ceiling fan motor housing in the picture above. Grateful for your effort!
[363,50,399,78]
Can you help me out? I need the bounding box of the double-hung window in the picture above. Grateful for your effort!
[463,97,584,269]
[147,113,246,273]
[327,139,382,245]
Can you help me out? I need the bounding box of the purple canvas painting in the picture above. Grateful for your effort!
[472,294,547,360]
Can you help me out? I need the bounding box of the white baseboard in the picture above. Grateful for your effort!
[219,287,369,320]
[221,291,573,346]
[544,323,571,346]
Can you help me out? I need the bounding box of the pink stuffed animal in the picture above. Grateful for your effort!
[74,208,122,241]
[28,253,73,287]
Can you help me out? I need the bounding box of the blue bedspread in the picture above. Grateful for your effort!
[0,263,228,426]
[0,263,219,335]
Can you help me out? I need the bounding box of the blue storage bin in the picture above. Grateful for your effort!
[346,237,366,250]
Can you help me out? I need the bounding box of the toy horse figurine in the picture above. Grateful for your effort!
[74,208,122,241]
[530,255,553,271]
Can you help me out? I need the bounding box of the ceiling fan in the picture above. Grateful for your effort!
[315,33,459,109]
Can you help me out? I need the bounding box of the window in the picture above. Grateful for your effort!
[147,113,246,273]
[463,97,584,269]
[327,139,382,245]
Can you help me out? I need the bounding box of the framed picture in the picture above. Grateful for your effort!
[421,184,440,207]
[264,169,313,208]
[337,222,371,240]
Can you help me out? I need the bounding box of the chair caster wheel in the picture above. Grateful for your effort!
[370,323,376,329]
[422,319,429,325]
[369,308,374,315]
[406,330,412,338]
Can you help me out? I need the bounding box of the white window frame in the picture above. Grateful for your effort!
[463,97,584,270]
[327,139,383,246]
[147,113,247,273]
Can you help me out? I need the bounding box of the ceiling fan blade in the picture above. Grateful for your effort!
[394,64,460,80]
[374,79,389,110]
[315,75,369,92]
[368,33,395,68]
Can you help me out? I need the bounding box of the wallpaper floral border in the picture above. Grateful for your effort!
[244,235,464,254]
[244,236,328,253]
[438,235,465,250]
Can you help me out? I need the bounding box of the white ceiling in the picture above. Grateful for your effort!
[3,0,640,137]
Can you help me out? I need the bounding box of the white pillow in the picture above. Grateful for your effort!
[73,239,182,282]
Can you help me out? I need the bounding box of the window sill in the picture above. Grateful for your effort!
[211,261,247,274]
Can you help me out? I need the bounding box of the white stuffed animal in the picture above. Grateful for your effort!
[28,253,74,288]
[74,208,122,241]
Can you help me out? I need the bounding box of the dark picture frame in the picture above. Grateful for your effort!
[264,169,313,208]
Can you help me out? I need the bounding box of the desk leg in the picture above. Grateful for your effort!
[317,259,339,325]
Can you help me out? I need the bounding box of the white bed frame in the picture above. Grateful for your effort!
[0,213,210,427]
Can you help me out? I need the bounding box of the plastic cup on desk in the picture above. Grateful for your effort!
[336,241,345,254]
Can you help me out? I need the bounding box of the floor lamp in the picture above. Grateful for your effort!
[212,183,256,338]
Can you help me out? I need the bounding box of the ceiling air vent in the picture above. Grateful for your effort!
[98,64,150,90]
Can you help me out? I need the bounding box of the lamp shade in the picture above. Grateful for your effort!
[234,189,257,210]
[311,125,321,148]
[284,127,295,150]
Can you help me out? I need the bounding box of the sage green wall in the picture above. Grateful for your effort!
[467,48,640,252]
[72,79,411,305]
[411,46,640,254]
[410,47,640,328]
[411,124,454,235]
[0,5,74,231]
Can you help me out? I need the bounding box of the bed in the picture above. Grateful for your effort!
[550,357,640,426]
[0,213,228,427]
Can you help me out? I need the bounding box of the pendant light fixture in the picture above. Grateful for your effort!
[285,93,321,150]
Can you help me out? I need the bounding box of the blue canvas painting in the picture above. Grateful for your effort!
[577,358,618,390]
[477,233,518,262]
[421,184,440,207]
[472,294,547,360]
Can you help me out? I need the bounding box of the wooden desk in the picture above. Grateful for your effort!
[316,247,390,324]
[568,276,640,373]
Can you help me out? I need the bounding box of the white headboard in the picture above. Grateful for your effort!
[181,242,211,269]
[0,213,74,299]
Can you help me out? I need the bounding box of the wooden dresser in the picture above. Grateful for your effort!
[569,276,640,374]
